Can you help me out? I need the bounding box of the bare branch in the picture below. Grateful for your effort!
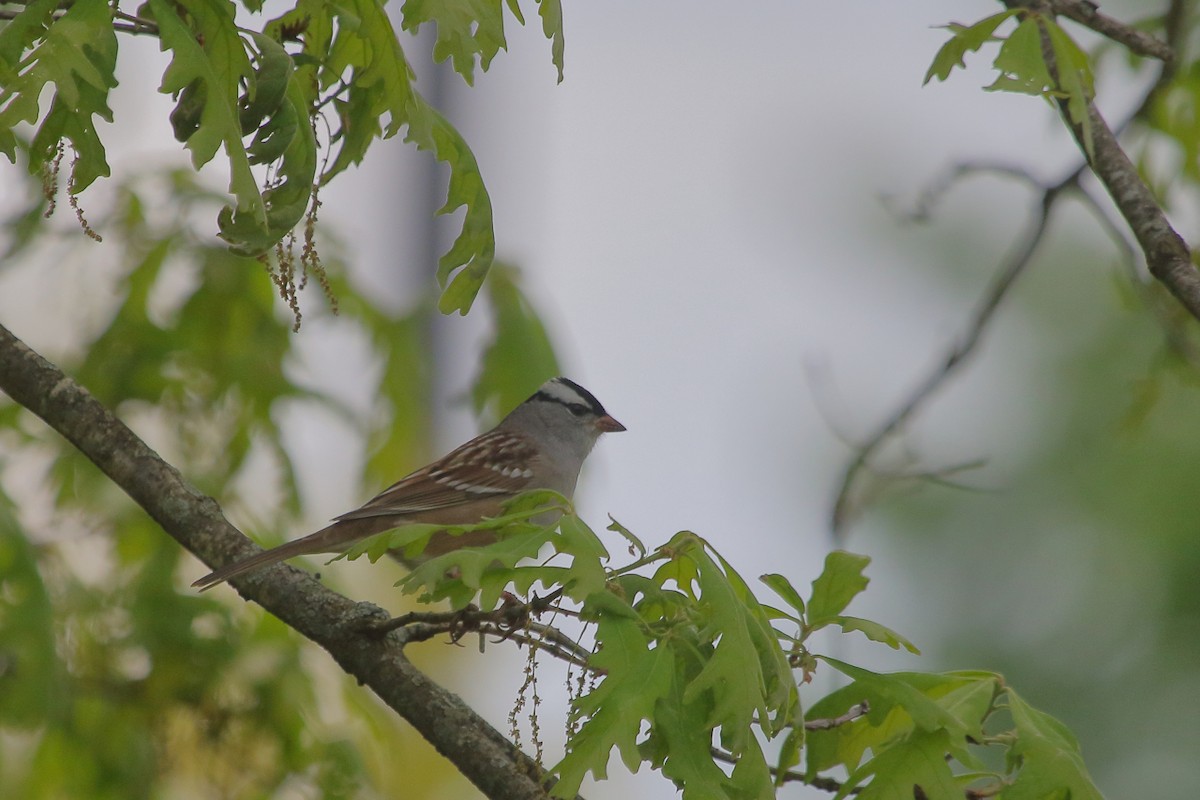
[834,0,1196,538]
[0,322,558,800]
[831,167,1073,539]
[1051,0,1173,62]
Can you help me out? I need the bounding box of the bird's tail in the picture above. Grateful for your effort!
[191,523,352,591]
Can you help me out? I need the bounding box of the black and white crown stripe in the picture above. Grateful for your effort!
[531,377,609,418]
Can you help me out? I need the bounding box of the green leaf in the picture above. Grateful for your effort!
[403,525,554,609]
[932,676,996,742]
[1002,689,1104,800]
[986,17,1052,96]
[536,0,565,82]
[555,513,611,599]
[29,96,111,191]
[0,0,117,189]
[377,492,570,607]
[806,550,871,627]
[70,230,315,499]
[398,0,563,85]
[805,663,992,780]
[1041,19,1095,157]
[150,0,263,229]
[324,0,496,314]
[239,33,291,136]
[760,571,805,616]
[639,647,735,799]
[400,0,510,86]
[834,615,920,654]
[923,10,1018,84]
[613,573,689,624]
[342,522,447,563]
[356,309,434,486]
[728,710,775,798]
[552,613,674,797]
[217,33,318,254]
[0,497,61,727]
[0,0,57,70]
[925,10,1095,159]
[681,542,796,750]
[822,661,973,738]
[426,104,496,314]
[470,263,559,421]
[651,531,704,598]
[605,516,647,558]
[775,725,804,788]
[842,729,961,800]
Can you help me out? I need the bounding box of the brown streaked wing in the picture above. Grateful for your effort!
[333,431,539,521]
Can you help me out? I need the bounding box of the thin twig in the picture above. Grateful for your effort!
[803,700,870,730]
[505,630,595,671]
[891,161,1046,224]
[364,586,570,636]
[362,601,598,669]
[113,10,159,36]
[831,168,1073,539]
[709,747,851,793]
[314,77,352,112]
[704,703,869,792]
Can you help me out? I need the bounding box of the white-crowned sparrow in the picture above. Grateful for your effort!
[193,377,624,590]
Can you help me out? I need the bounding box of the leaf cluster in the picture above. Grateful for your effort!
[350,503,1105,799]
[924,10,1096,153]
[0,0,565,314]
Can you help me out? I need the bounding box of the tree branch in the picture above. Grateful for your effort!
[803,700,870,730]
[0,7,161,36]
[1051,0,1174,62]
[0,322,556,800]
[372,605,597,671]
[708,747,851,793]
[833,0,1196,537]
[1020,3,1200,318]
[831,167,1071,538]
[1073,102,1200,316]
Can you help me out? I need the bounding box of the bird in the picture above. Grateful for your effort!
[193,377,624,591]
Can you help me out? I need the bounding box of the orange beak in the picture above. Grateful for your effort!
[596,414,627,433]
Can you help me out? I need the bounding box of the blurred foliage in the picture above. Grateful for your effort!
[855,6,1200,800]
[881,286,1200,800]
[338,501,1102,799]
[0,165,559,798]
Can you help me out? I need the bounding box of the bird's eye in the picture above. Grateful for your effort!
[568,404,589,417]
